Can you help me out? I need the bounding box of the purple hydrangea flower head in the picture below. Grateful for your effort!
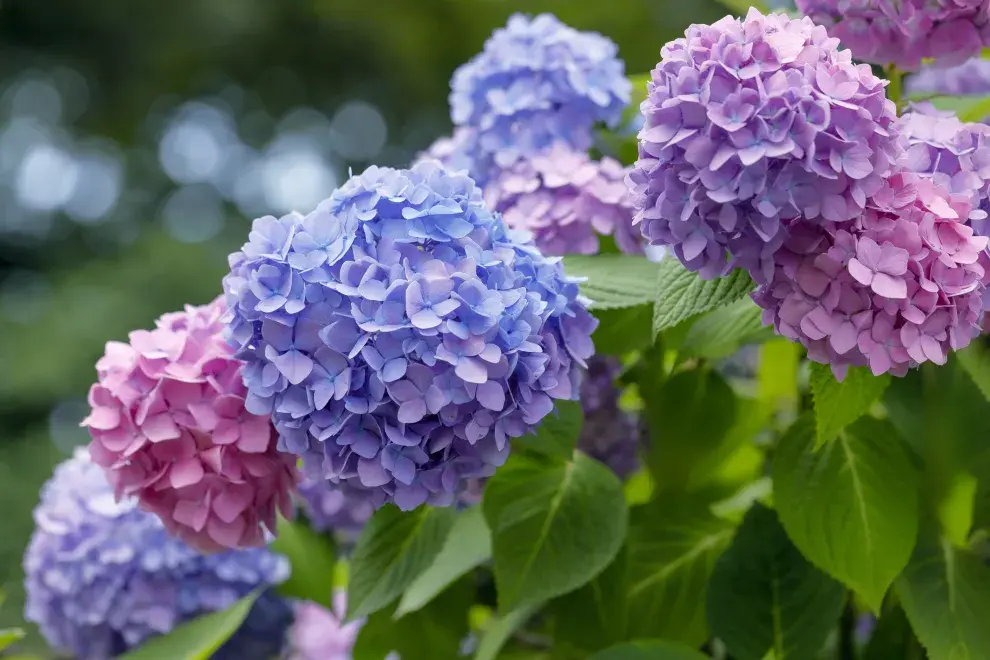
[796,0,990,71]
[295,476,383,541]
[752,172,990,379]
[907,57,990,98]
[483,143,641,256]
[896,102,990,234]
[450,13,631,171]
[288,593,389,660]
[627,9,900,284]
[578,356,642,479]
[224,161,596,511]
[24,449,290,660]
[416,128,481,183]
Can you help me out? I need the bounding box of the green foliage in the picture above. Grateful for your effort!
[354,578,472,660]
[347,505,457,620]
[396,506,491,617]
[118,591,259,660]
[896,531,990,658]
[706,504,845,660]
[483,451,628,611]
[712,0,769,16]
[773,415,919,611]
[472,603,542,660]
[513,400,583,460]
[678,298,771,360]
[0,628,25,652]
[269,515,336,608]
[652,260,754,336]
[588,640,710,660]
[593,305,656,356]
[956,340,990,402]
[809,363,890,448]
[927,95,990,122]
[624,497,735,645]
[562,254,661,310]
[640,367,739,492]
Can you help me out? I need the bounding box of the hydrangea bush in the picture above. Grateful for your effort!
[21,8,990,660]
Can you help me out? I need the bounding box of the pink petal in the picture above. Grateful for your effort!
[84,406,121,431]
[212,484,254,523]
[174,499,210,532]
[212,419,241,445]
[170,458,204,489]
[847,258,874,287]
[142,413,181,442]
[829,322,858,355]
[207,516,247,548]
[871,273,907,299]
[237,419,272,453]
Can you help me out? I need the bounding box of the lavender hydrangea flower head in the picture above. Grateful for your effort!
[295,476,383,541]
[416,128,480,182]
[450,13,630,171]
[578,356,642,479]
[796,0,990,71]
[896,103,990,234]
[752,172,990,379]
[627,9,900,284]
[907,57,990,98]
[483,143,641,256]
[24,450,291,660]
[224,161,596,511]
[287,593,368,660]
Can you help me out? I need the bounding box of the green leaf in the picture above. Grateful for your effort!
[956,340,990,402]
[593,305,655,356]
[772,415,919,612]
[483,451,628,611]
[513,400,582,460]
[713,0,770,16]
[354,577,472,660]
[472,603,542,660]
[641,367,738,492]
[588,640,710,660]
[895,532,990,658]
[706,504,845,660]
[0,628,24,652]
[652,260,754,337]
[119,591,259,660]
[625,497,736,646]
[928,95,990,122]
[550,543,630,652]
[269,514,336,608]
[679,298,771,360]
[396,506,491,617]
[347,505,457,620]
[562,254,660,310]
[863,606,922,660]
[758,338,800,409]
[810,363,890,447]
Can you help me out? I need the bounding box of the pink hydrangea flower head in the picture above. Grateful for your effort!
[797,0,990,71]
[83,297,299,552]
[753,172,990,379]
[287,593,366,660]
[897,102,990,235]
[627,9,899,283]
[484,143,642,256]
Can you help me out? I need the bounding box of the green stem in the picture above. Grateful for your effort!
[885,64,904,110]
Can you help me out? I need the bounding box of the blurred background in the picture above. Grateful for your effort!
[0,0,726,652]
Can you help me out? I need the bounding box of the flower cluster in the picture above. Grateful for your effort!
[627,9,900,283]
[417,127,479,182]
[896,103,990,234]
[287,593,371,660]
[795,0,990,71]
[907,57,990,98]
[224,161,596,510]
[296,476,382,540]
[577,356,642,479]
[83,297,298,552]
[449,13,630,171]
[752,172,990,378]
[24,450,290,660]
[483,143,641,256]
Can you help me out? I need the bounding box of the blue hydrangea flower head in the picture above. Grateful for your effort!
[24,450,291,660]
[450,13,631,171]
[224,161,596,511]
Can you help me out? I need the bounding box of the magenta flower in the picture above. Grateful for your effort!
[628,9,899,283]
[83,297,299,552]
[753,173,990,379]
[797,0,990,71]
